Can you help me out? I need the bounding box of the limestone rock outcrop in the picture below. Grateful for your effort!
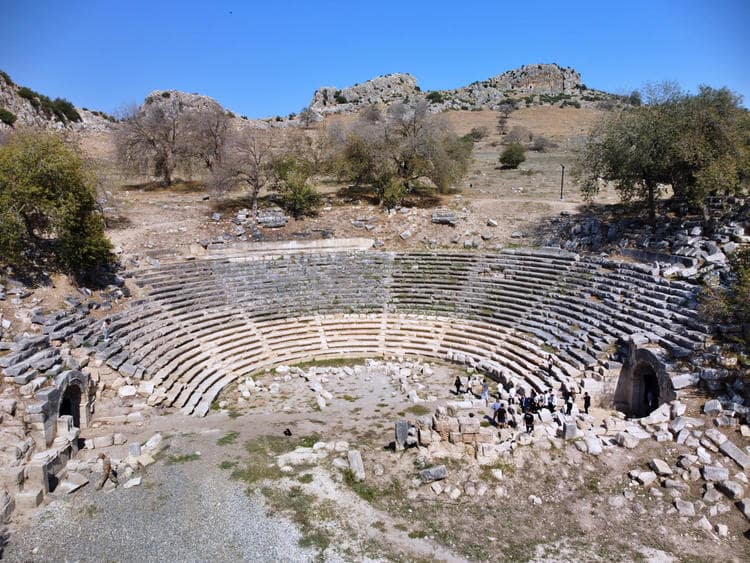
[311,73,420,114]
[309,63,587,115]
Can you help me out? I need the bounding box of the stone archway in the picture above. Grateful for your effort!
[613,344,676,417]
[632,362,660,417]
[33,370,94,446]
[59,384,82,428]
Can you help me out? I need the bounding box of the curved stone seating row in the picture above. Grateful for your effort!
[56,249,707,416]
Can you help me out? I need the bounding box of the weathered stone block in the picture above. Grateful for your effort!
[15,488,43,509]
[717,480,744,500]
[703,399,722,416]
[718,440,750,470]
[395,420,409,450]
[92,435,114,449]
[650,458,673,476]
[347,450,365,482]
[419,465,447,483]
[702,465,729,482]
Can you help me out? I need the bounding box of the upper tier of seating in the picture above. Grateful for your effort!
[50,248,707,416]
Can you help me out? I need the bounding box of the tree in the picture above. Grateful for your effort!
[115,103,184,186]
[497,101,517,118]
[627,90,642,106]
[0,131,112,281]
[329,101,473,206]
[211,127,275,221]
[115,94,228,186]
[499,143,526,169]
[272,155,321,218]
[298,107,319,128]
[666,86,749,205]
[184,105,230,172]
[579,84,749,222]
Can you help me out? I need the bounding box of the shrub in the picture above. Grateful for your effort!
[273,157,322,218]
[531,136,556,152]
[279,182,321,218]
[17,86,39,106]
[333,90,347,104]
[161,91,171,98]
[426,91,444,104]
[0,70,12,86]
[627,90,642,106]
[499,143,526,169]
[504,125,532,144]
[381,178,408,209]
[51,98,81,122]
[16,86,81,123]
[0,108,16,127]
[466,126,489,141]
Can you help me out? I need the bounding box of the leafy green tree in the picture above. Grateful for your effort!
[330,101,473,206]
[272,156,321,218]
[499,143,526,169]
[0,131,112,281]
[580,84,749,222]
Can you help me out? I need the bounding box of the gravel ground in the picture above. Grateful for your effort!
[3,433,316,563]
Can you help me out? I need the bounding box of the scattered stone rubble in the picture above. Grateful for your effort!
[202,206,291,249]
[0,277,161,525]
[229,360,438,411]
[384,395,749,535]
[550,196,750,283]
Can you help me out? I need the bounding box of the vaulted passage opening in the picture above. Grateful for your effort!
[632,362,660,417]
[59,384,82,428]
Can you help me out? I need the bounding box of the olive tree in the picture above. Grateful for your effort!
[330,101,473,206]
[580,84,749,222]
[0,131,112,281]
[115,95,229,185]
[184,104,231,172]
[211,127,275,221]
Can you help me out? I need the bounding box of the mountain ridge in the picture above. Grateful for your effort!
[0,63,623,132]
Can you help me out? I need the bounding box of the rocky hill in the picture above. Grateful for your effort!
[1,63,624,134]
[140,89,225,120]
[0,70,115,133]
[311,73,421,114]
[310,63,619,115]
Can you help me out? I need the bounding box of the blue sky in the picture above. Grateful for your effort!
[2,1,748,117]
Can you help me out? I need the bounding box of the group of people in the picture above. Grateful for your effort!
[483,384,591,434]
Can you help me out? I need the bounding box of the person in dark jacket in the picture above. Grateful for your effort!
[524,411,534,433]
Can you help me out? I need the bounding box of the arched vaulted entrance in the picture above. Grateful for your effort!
[632,362,660,417]
[614,345,676,417]
[59,384,82,428]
